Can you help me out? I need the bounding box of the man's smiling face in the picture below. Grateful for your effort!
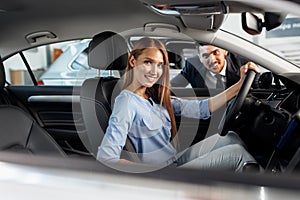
[199,45,228,74]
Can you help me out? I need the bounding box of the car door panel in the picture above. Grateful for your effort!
[6,85,88,154]
[10,85,273,153]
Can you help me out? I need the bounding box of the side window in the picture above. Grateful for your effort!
[169,43,276,90]
[3,39,93,86]
[3,54,34,85]
[71,49,89,70]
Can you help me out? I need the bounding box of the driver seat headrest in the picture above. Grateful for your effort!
[88,31,128,71]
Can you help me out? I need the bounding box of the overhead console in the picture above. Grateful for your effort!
[140,0,228,31]
[140,0,287,35]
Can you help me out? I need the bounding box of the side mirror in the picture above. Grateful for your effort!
[241,12,263,35]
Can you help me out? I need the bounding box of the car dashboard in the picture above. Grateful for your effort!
[238,74,300,173]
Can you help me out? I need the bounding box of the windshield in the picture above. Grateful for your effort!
[221,13,300,68]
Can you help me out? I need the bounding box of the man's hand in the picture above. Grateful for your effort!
[239,62,260,82]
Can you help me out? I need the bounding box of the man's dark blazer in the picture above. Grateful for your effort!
[171,53,256,89]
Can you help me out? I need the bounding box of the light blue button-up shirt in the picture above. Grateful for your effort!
[97,90,210,164]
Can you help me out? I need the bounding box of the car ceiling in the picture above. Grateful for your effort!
[0,0,299,58]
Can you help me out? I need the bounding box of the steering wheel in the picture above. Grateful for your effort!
[218,69,257,136]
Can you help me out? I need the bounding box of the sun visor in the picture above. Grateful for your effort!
[180,14,225,31]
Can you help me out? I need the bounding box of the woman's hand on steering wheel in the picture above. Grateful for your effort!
[218,62,260,136]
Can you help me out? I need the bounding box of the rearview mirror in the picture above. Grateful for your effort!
[242,12,287,35]
[241,12,263,35]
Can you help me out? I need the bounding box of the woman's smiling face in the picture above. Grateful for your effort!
[129,48,164,88]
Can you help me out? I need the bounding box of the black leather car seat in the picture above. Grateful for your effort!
[0,57,66,156]
[80,31,129,157]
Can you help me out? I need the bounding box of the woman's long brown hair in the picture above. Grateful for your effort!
[123,37,178,146]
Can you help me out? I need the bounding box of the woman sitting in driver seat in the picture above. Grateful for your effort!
[97,37,260,172]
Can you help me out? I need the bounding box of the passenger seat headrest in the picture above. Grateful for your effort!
[88,31,128,71]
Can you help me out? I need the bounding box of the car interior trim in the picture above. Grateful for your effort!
[28,95,80,103]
